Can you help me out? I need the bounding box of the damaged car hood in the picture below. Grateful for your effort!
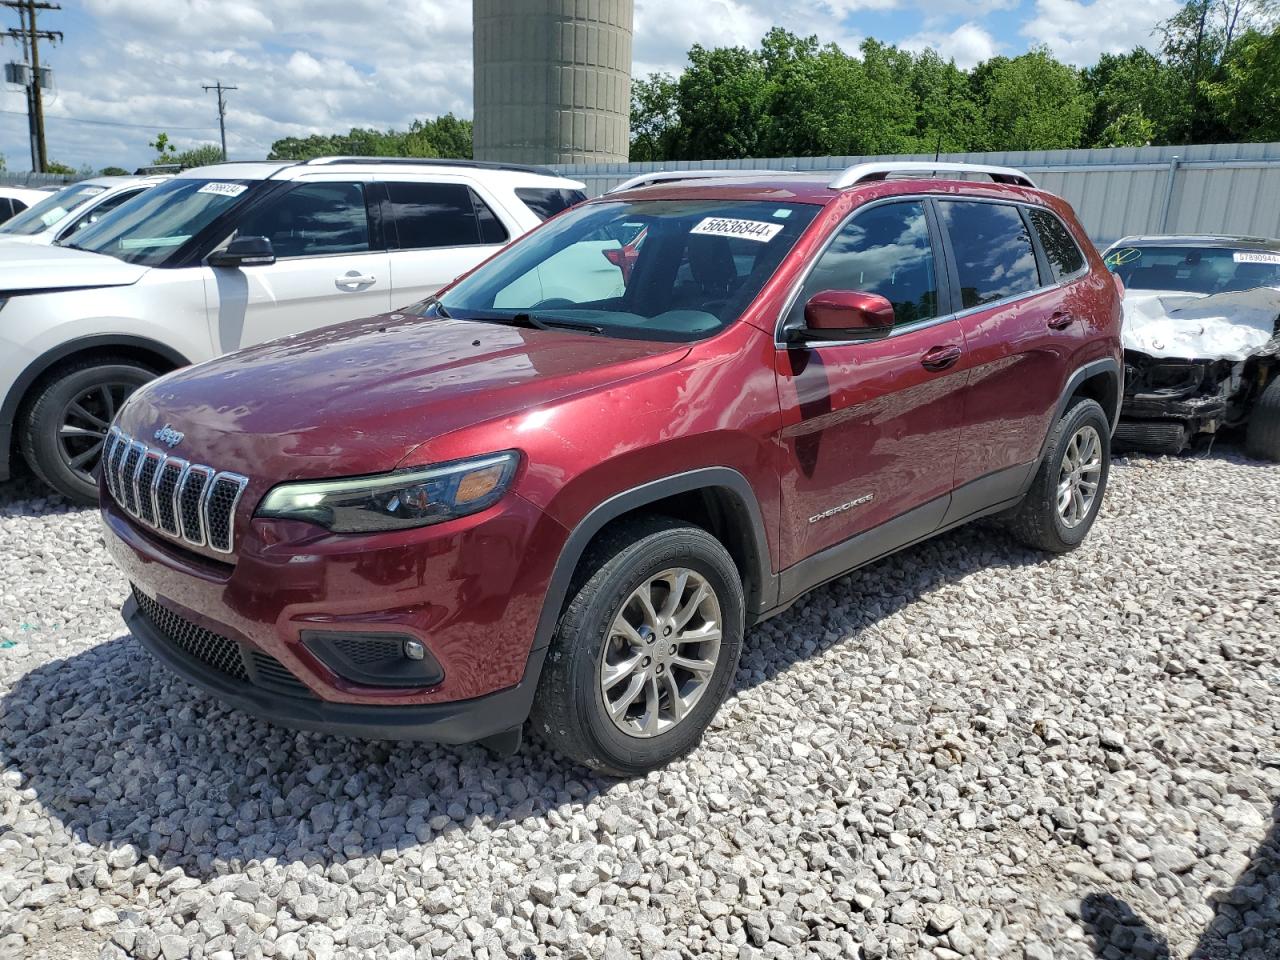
[1122,287,1280,361]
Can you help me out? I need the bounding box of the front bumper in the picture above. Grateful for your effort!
[125,590,545,742]
[103,479,567,740]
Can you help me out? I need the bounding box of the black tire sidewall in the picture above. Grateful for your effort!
[561,527,743,774]
[1045,400,1111,547]
[22,361,155,504]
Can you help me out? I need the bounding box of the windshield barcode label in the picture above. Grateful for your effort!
[1233,251,1280,265]
[691,217,783,243]
[197,182,248,197]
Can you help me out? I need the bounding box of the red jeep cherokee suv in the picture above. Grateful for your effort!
[101,162,1122,775]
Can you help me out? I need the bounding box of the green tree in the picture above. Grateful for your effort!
[267,114,472,162]
[1203,27,1280,140]
[1083,49,1185,146]
[672,44,771,159]
[630,72,680,161]
[971,48,1092,150]
[148,132,177,164]
[911,49,983,153]
[173,144,226,168]
[45,160,76,175]
[98,166,129,176]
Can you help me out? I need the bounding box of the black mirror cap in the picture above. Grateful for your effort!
[208,235,275,268]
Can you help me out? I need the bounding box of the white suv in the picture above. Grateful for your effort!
[0,157,586,502]
[0,174,170,245]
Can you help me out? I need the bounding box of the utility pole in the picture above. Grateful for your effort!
[203,81,236,160]
[3,0,61,172]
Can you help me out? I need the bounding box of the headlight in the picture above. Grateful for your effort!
[256,451,519,533]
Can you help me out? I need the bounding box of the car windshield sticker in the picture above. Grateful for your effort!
[197,182,248,197]
[1233,251,1280,265]
[1105,247,1142,267]
[690,217,784,243]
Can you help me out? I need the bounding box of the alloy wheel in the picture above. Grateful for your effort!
[56,381,134,486]
[600,567,723,738]
[1057,424,1102,528]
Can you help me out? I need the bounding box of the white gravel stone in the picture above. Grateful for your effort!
[1,450,1278,959]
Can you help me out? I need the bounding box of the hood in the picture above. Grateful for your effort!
[0,234,48,246]
[0,243,148,293]
[119,313,690,480]
[1122,287,1280,361]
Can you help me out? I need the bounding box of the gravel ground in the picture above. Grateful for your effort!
[0,449,1277,960]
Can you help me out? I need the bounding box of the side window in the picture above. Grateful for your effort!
[938,201,1040,308]
[235,182,370,259]
[385,181,508,250]
[1028,208,1085,282]
[791,201,939,328]
[515,187,587,221]
[63,188,142,236]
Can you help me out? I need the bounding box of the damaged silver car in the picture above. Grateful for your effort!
[1103,235,1280,460]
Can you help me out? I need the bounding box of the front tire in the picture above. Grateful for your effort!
[19,357,157,505]
[1008,397,1111,553]
[531,516,744,776]
[1245,376,1280,462]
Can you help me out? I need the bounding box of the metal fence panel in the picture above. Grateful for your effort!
[553,142,1280,246]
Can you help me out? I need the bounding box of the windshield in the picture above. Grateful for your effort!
[66,178,253,266]
[0,183,106,236]
[433,199,819,341]
[1105,245,1280,295]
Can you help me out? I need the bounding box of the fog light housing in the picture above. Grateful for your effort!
[302,631,443,688]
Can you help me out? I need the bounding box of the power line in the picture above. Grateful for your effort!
[0,108,219,132]
[202,80,236,160]
[2,0,61,171]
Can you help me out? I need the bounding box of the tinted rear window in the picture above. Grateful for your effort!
[1028,208,1085,282]
[939,201,1040,308]
[386,181,509,249]
[515,187,587,221]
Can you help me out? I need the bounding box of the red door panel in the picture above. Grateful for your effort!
[774,323,969,568]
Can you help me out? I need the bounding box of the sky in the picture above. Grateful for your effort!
[0,0,1181,173]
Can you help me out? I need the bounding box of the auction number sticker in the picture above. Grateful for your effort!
[691,217,783,243]
[1233,251,1280,265]
[197,182,248,197]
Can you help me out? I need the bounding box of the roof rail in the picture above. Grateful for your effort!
[828,161,1037,190]
[607,169,782,194]
[303,156,564,178]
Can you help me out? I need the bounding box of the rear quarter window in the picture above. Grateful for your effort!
[515,187,588,221]
[1028,208,1086,282]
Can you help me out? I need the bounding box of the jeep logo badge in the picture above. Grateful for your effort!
[153,424,184,448]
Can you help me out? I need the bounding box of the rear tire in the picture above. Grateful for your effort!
[531,516,744,777]
[19,356,157,505]
[1245,376,1280,462]
[1007,397,1111,553]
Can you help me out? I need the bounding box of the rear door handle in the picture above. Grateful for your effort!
[336,273,377,290]
[921,344,962,371]
[1048,311,1075,330]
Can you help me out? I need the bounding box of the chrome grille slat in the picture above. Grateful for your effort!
[105,431,247,555]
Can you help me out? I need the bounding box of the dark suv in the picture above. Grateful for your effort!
[101,162,1122,775]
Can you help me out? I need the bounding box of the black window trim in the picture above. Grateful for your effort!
[775,194,1085,349]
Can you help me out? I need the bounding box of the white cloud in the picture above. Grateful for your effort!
[902,22,1001,68]
[1021,0,1179,64]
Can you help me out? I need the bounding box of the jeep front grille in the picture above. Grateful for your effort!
[105,427,248,554]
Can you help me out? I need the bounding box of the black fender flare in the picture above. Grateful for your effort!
[0,334,190,481]
[1035,357,1123,464]
[528,466,777,657]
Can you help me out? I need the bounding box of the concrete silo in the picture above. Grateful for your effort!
[473,0,633,164]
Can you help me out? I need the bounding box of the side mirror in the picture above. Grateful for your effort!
[208,235,275,268]
[794,289,896,342]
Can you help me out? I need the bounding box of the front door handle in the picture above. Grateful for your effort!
[921,344,962,371]
[336,272,377,290]
[1048,311,1075,330]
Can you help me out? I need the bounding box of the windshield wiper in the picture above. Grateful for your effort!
[511,312,604,334]
[459,311,604,335]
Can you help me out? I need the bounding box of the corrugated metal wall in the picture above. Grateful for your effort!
[552,142,1280,246]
